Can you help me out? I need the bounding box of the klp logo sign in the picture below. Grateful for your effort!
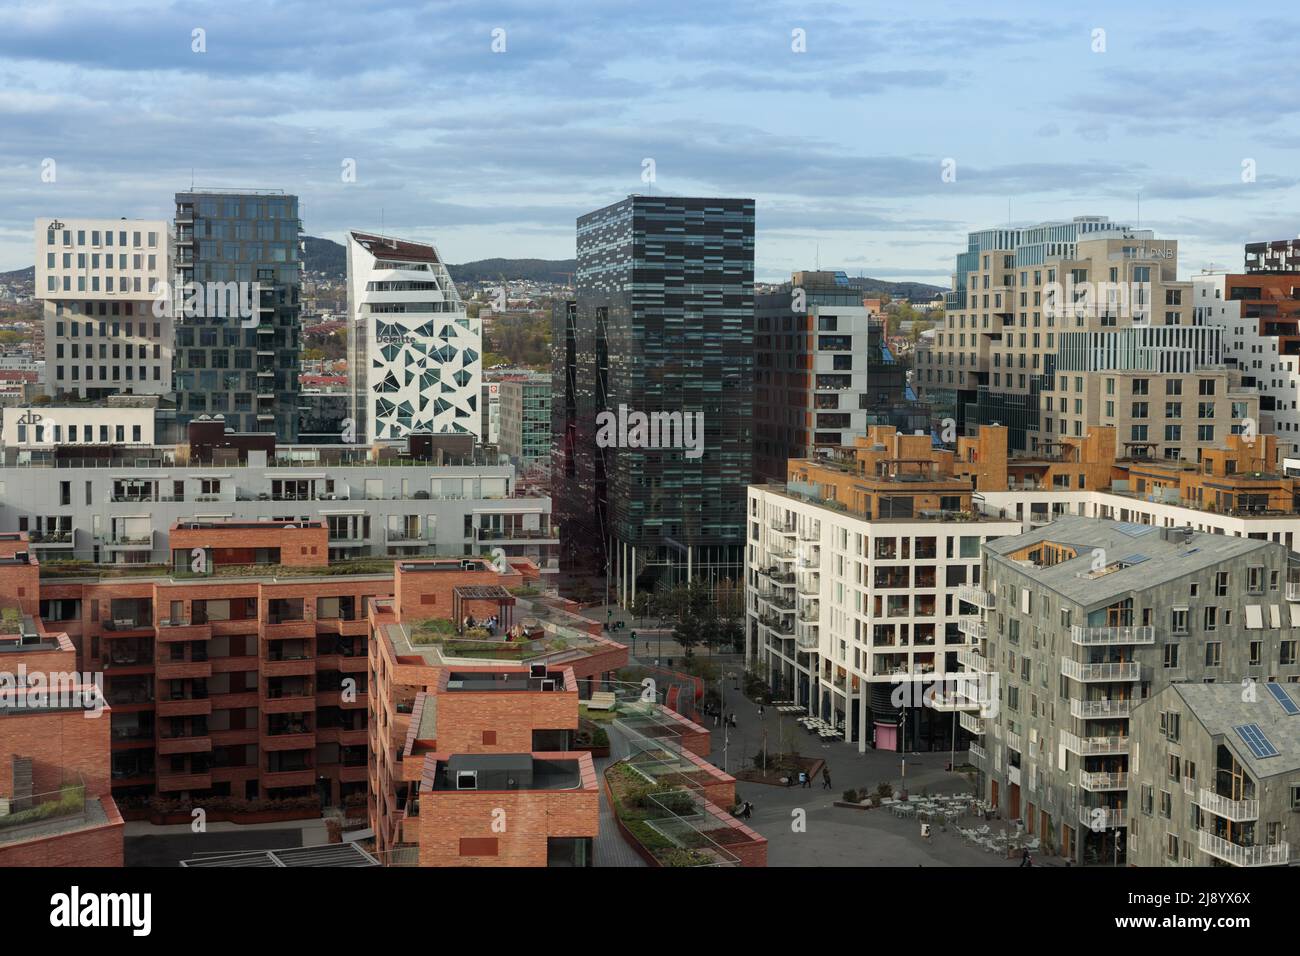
[153,280,261,324]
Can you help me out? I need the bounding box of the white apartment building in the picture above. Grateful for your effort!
[746,482,1020,752]
[1,404,155,448]
[1194,272,1300,461]
[346,231,481,442]
[34,217,172,400]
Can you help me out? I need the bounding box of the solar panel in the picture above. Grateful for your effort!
[1114,522,1157,537]
[1120,553,1149,566]
[1234,723,1280,759]
[1266,682,1300,716]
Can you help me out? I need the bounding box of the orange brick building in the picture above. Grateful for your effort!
[0,573,123,867]
[367,572,627,865]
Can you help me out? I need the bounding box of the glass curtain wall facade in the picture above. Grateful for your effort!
[555,196,754,595]
[173,190,302,439]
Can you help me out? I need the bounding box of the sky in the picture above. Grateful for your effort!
[1,0,1299,283]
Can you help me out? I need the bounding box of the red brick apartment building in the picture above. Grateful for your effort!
[1,521,580,814]
[367,575,629,866]
[0,544,123,865]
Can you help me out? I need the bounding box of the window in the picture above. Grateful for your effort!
[1205,642,1221,667]
[1170,608,1188,634]
[1163,643,1179,669]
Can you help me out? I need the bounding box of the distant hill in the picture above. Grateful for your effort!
[300,236,575,286]
[447,258,576,286]
[302,236,346,278]
[0,266,34,284]
[848,278,946,300]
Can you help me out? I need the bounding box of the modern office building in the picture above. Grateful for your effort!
[914,218,1258,457]
[497,372,551,469]
[346,232,480,442]
[753,271,924,482]
[173,190,302,440]
[957,516,1300,865]
[34,217,171,401]
[1128,681,1297,867]
[555,196,754,594]
[0,420,559,571]
[746,425,1021,751]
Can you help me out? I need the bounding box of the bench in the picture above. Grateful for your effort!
[586,691,617,711]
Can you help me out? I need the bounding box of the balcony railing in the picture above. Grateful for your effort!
[1060,730,1129,755]
[1070,624,1155,646]
[956,649,992,673]
[1060,659,1140,682]
[1080,771,1129,792]
[956,616,986,640]
[1069,697,1134,720]
[1287,581,1300,602]
[956,585,994,609]
[1197,788,1259,822]
[1078,806,1127,830]
[1198,830,1289,867]
[959,711,983,734]
[969,742,987,763]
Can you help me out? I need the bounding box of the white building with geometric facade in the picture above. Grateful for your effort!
[346,231,481,442]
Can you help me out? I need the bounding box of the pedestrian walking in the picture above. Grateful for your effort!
[799,771,809,788]
[758,704,765,719]
[742,801,753,820]
[1020,848,1033,868]
[822,766,832,789]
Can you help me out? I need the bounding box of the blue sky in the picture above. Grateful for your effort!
[1,0,1298,282]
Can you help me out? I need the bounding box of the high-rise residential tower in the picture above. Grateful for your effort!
[553,196,754,595]
[34,217,171,401]
[753,270,924,482]
[346,231,480,442]
[173,190,302,439]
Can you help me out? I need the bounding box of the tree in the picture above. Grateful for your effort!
[714,579,745,653]
[631,592,651,625]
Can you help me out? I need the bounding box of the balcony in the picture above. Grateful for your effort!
[1007,765,1021,786]
[1005,730,1022,753]
[1287,581,1300,602]
[263,619,314,640]
[969,741,987,763]
[1197,788,1259,822]
[157,735,212,756]
[1070,697,1134,720]
[262,768,316,789]
[261,656,316,678]
[1060,730,1129,755]
[930,690,980,712]
[956,585,994,609]
[29,530,74,549]
[956,616,986,640]
[1070,624,1155,646]
[1060,659,1140,682]
[156,771,213,792]
[105,534,153,550]
[1199,829,1289,867]
[1080,771,1129,792]
[959,711,983,735]
[154,620,212,643]
[156,697,212,718]
[794,620,818,650]
[1078,806,1127,829]
[155,660,213,681]
[956,649,992,673]
[473,526,558,543]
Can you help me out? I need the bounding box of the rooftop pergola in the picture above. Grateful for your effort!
[453,584,515,633]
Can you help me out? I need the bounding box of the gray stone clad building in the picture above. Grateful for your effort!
[957,516,1300,865]
[1128,681,1299,867]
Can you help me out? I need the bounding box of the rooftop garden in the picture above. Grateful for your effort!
[0,784,84,834]
[604,763,732,867]
[408,617,575,660]
[39,557,403,580]
[0,606,22,635]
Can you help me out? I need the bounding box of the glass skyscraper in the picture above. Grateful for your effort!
[173,190,302,439]
[553,195,754,598]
